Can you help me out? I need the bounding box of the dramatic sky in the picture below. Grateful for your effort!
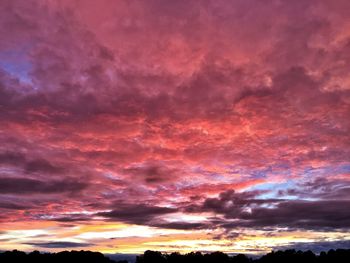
[1,0,350,255]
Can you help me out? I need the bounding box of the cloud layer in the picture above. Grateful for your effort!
[0,0,349,254]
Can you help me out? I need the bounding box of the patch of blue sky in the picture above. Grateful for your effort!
[0,48,33,84]
[0,60,32,84]
[248,180,298,200]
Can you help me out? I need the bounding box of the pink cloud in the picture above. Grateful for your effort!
[0,0,349,252]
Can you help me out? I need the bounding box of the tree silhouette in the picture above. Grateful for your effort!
[1,248,350,263]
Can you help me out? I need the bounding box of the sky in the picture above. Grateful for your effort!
[0,0,350,255]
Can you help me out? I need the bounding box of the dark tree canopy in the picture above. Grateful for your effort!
[1,249,350,263]
[0,250,120,263]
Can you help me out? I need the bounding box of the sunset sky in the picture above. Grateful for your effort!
[1,0,350,255]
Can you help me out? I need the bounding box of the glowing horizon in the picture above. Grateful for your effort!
[0,0,350,255]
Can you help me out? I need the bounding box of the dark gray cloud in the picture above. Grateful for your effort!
[0,201,32,210]
[0,152,65,174]
[234,200,350,230]
[25,241,93,248]
[122,163,179,184]
[0,152,26,165]
[0,177,87,194]
[98,203,176,225]
[191,190,350,231]
[279,177,350,200]
[51,214,92,222]
[25,159,65,174]
[151,221,209,230]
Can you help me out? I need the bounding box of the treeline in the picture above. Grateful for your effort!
[0,250,126,263]
[136,249,350,263]
[1,249,350,263]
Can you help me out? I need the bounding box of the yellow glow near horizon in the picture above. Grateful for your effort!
[2,220,350,255]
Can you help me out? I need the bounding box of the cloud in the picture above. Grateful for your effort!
[122,163,180,184]
[279,176,350,200]
[25,159,65,174]
[151,221,209,230]
[0,0,349,252]
[0,152,26,165]
[192,190,350,231]
[51,215,92,222]
[0,177,87,194]
[98,203,177,225]
[0,152,65,175]
[25,241,93,248]
[0,201,32,210]
[237,200,350,230]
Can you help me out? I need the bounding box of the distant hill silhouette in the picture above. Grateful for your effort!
[1,249,350,263]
